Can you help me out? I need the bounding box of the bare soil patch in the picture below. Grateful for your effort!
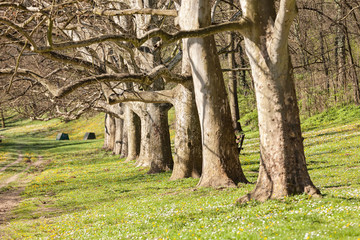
[0,155,47,225]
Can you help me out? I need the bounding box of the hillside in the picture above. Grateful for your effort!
[0,106,359,239]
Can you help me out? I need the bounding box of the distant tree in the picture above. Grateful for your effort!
[0,107,5,128]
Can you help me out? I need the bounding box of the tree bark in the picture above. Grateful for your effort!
[179,0,248,187]
[169,36,202,180]
[103,113,110,150]
[237,0,320,202]
[335,2,347,102]
[113,117,124,155]
[228,36,242,132]
[120,120,128,158]
[129,0,173,173]
[107,114,116,152]
[170,83,202,180]
[124,105,141,162]
[344,27,360,104]
[147,103,173,173]
[0,108,5,128]
[227,1,242,133]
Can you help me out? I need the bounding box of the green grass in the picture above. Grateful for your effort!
[0,107,360,239]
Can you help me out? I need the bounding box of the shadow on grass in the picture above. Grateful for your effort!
[304,130,360,148]
[0,140,93,154]
[306,143,360,158]
[307,163,346,171]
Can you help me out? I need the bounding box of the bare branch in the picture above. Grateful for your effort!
[222,67,251,72]
[3,33,105,73]
[93,8,178,17]
[0,17,38,49]
[108,89,174,105]
[338,5,360,22]
[54,65,190,98]
[0,3,41,12]
[0,65,190,98]
[32,19,250,52]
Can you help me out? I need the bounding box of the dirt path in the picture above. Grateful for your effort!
[0,154,23,173]
[0,155,46,224]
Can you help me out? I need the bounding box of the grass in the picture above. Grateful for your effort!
[0,106,360,239]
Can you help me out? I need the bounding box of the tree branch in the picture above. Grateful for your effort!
[3,33,105,73]
[0,17,38,49]
[0,3,41,12]
[273,0,297,52]
[31,19,250,52]
[93,8,178,17]
[0,65,190,98]
[108,89,174,105]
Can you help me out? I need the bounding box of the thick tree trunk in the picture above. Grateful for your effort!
[237,0,320,202]
[128,0,173,173]
[113,117,124,155]
[125,105,141,162]
[147,103,173,173]
[120,119,128,158]
[133,102,173,173]
[169,37,202,180]
[170,83,202,180]
[180,0,248,187]
[107,114,116,152]
[135,104,152,167]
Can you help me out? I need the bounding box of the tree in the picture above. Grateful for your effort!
[0,107,5,128]
[179,0,248,187]
[0,0,321,197]
[236,0,321,202]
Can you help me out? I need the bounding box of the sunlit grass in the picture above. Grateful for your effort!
[0,106,360,239]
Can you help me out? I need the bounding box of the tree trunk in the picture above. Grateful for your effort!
[128,0,173,173]
[135,103,152,167]
[335,2,347,102]
[344,27,360,104]
[0,108,5,128]
[320,31,330,95]
[170,83,202,180]
[125,105,141,162]
[120,121,128,158]
[228,37,242,132]
[179,0,248,187]
[237,0,320,202]
[169,37,202,180]
[147,103,173,173]
[113,117,124,155]
[227,2,242,133]
[103,114,110,150]
[238,44,249,93]
[107,114,116,152]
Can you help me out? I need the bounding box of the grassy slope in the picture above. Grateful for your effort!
[0,106,360,239]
